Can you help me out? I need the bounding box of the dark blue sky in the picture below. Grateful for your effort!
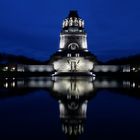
[0,0,140,61]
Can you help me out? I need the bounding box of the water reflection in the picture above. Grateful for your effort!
[0,76,140,138]
[49,77,96,137]
[0,77,140,89]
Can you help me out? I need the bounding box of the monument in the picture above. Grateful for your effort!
[48,11,96,76]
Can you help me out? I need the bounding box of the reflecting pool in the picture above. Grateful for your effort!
[0,76,140,140]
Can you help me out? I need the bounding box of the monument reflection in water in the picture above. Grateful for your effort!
[0,76,140,139]
[48,77,96,137]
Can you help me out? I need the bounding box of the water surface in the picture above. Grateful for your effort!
[0,77,140,140]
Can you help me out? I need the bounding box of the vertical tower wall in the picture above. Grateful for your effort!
[59,34,88,50]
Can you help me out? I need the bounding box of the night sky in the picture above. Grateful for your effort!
[0,0,140,61]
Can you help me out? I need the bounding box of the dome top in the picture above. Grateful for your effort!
[68,10,79,18]
[62,10,85,31]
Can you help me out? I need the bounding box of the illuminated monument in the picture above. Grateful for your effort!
[0,11,133,75]
[49,11,96,76]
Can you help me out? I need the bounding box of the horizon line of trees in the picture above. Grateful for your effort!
[0,52,140,65]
